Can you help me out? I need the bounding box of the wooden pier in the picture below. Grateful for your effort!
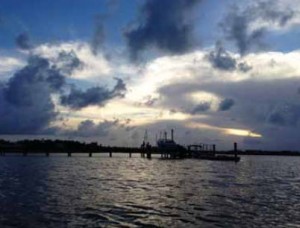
[0,140,240,161]
[0,146,155,158]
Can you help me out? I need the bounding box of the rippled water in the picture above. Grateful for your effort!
[1,155,300,227]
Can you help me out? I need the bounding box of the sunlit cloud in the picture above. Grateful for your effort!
[0,56,25,79]
[186,121,262,138]
[225,128,262,138]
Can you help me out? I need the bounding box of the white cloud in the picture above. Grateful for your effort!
[33,42,112,81]
[0,56,25,80]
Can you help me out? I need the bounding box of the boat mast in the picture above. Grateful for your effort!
[144,130,148,143]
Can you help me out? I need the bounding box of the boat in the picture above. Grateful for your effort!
[157,129,186,159]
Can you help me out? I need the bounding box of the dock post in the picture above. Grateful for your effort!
[234,142,237,159]
[146,150,151,159]
[89,152,92,157]
[109,151,112,157]
[68,152,71,157]
[129,152,132,158]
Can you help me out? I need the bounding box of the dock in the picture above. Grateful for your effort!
[0,142,239,161]
[2,138,298,159]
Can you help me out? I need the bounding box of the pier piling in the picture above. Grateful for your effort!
[234,142,238,159]
[146,151,151,159]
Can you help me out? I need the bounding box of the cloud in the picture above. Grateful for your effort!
[207,42,237,71]
[15,32,32,50]
[124,0,201,61]
[267,104,300,126]
[221,1,294,55]
[218,98,235,111]
[191,102,211,114]
[256,1,294,26]
[90,0,123,56]
[4,56,66,105]
[237,62,252,72]
[60,78,126,109]
[0,47,114,134]
[67,119,119,137]
[33,42,112,80]
[142,47,300,150]
[207,42,252,72]
[0,55,68,134]
[0,56,24,78]
[190,77,300,132]
[90,15,106,56]
[55,50,83,75]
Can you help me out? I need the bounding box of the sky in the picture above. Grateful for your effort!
[1,0,300,150]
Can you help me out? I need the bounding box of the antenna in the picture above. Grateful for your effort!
[143,130,148,144]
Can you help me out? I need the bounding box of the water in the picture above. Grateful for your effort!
[1,155,300,227]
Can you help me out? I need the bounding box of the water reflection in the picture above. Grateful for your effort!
[0,155,300,227]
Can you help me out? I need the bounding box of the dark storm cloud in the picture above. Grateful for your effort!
[0,56,67,134]
[207,42,252,72]
[237,62,252,72]
[191,102,211,114]
[4,56,65,106]
[268,112,285,125]
[15,32,31,50]
[56,50,83,75]
[257,1,294,26]
[188,77,300,128]
[68,119,119,137]
[0,49,122,134]
[221,1,294,55]
[207,42,237,71]
[267,104,300,126]
[158,83,214,115]
[60,78,126,109]
[218,98,235,111]
[124,0,201,61]
[158,77,300,124]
